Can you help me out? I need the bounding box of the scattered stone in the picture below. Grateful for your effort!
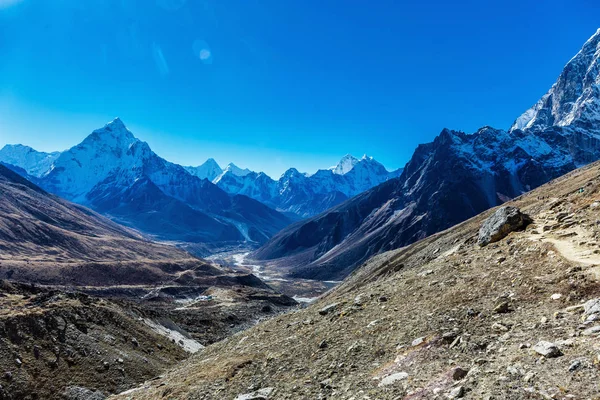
[532,341,562,358]
[492,322,509,332]
[234,387,275,400]
[519,343,531,349]
[540,316,548,324]
[586,313,600,322]
[523,371,535,383]
[581,325,600,336]
[551,293,562,300]
[449,336,462,349]
[366,320,378,328]
[584,299,600,316]
[568,360,582,372]
[354,294,367,306]
[319,340,328,349]
[319,379,333,389]
[318,303,340,316]
[448,385,465,398]
[3,372,11,381]
[506,365,522,376]
[565,304,585,313]
[378,372,408,387]
[102,361,110,370]
[466,308,478,317]
[478,206,532,246]
[378,296,388,302]
[494,300,511,314]
[411,336,426,346]
[14,359,21,367]
[450,367,468,380]
[442,331,458,344]
[63,386,106,400]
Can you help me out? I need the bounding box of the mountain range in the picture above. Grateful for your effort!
[251,28,600,280]
[0,124,401,244]
[1,120,290,245]
[212,154,402,217]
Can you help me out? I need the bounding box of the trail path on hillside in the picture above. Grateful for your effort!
[526,224,600,280]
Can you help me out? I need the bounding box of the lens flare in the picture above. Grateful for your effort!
[193,39,213,65]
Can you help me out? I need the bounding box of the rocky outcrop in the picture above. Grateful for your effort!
[477,207,532,246]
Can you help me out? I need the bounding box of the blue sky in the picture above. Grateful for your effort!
[0,0,599,178]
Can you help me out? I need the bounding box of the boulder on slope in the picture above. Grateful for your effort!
[478,206,532,247]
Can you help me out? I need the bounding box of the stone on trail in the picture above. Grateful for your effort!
[478,206,532,246]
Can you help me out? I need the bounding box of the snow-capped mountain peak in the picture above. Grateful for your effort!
[185,158,223,181]
[213,162,254,184]
[331,154,360,175]
[510,29,600,133]
[225,163,252,177]
[43,118,149,200]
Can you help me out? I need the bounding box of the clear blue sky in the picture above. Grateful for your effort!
[1,0,598,178]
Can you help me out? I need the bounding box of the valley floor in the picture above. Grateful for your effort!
[207,250,341,301]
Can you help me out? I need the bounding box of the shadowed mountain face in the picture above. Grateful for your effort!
[252,29,600,281]
[3,119,292,246]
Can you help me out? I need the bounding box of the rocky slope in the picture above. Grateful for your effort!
[215,154,402,218]
[251,29,600,281]
[112,157,600,400]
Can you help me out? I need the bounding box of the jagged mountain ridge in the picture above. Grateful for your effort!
[215,154,403,217]
[252,28,600,280]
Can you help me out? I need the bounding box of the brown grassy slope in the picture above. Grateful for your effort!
[0,164,194,262]
[113,161,600,400]
[0,164,229,285]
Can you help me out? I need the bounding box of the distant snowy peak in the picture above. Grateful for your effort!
[330,153,393,176]
[44,118,151,200]
[213,162,254,183]
[185,158,223,181]
[0,144,60,177]
[511,28,600,133]
[331,154,360,174]
[226,163,253,177]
